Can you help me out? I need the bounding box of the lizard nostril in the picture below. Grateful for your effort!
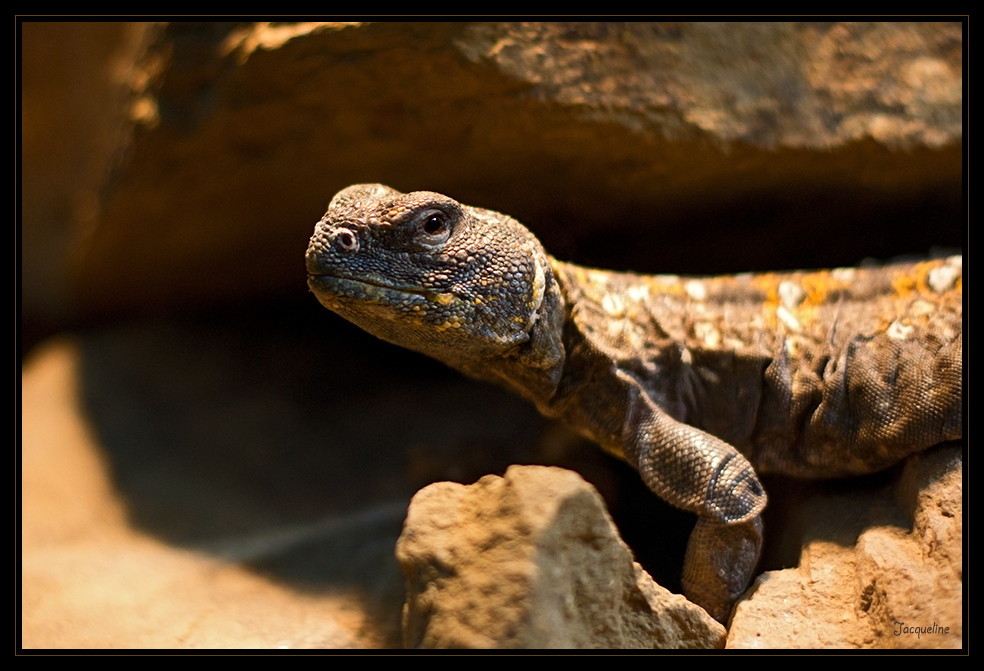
[333,228,359,253]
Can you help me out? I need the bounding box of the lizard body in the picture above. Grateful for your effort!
[305,184,962,622]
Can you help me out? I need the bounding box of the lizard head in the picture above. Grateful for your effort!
[306,184,557,366]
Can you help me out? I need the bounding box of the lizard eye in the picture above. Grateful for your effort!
[415,210,451,247]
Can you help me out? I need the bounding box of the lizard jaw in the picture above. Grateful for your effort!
[307,273,450,313]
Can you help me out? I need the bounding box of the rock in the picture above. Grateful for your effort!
[726,444,962,649]
[396,465,725,649]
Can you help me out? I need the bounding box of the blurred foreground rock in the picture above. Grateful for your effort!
[397,465,725,649]
[396,452,962,649]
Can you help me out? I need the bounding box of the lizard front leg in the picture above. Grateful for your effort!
[615,370,767,623]
[682,516,764,624]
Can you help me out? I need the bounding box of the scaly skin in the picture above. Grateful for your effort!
[305,184,962,623]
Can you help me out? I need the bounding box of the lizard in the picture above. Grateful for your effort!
[304,183,963,623]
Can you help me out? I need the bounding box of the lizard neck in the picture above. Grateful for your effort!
[455,255,568,408]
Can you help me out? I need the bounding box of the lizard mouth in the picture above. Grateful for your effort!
[306,273,450,306]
